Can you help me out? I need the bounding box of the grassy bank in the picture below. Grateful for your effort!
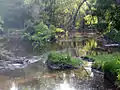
[88,52,120,86]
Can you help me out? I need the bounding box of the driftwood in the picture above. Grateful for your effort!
[104,44,120,47]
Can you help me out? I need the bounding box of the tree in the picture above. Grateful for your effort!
[25,0,92,30]
[72,0,86,28]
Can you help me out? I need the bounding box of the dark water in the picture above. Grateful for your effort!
[0,30,114,90]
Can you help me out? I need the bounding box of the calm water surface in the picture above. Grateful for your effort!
[0,30,114,90]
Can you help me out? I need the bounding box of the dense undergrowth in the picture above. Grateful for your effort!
[88,52,120,85]
[106,30,120,42]
[48,52,83,67]
[105,6,120,43]
[24,22,65,49]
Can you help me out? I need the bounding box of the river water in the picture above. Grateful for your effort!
[0,30,114,90]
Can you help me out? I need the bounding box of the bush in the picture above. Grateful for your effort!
[48,52,83,67]
[89,52,120,82]
[89,53,120,69]
[24,22,56,49]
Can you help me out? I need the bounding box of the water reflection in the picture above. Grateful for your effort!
[10,82,18,90]
[55,73,76,90]
[84,62,94,77]
[0,61,104,90]
[56,80,76,90]
[0,32,114,90]
[56,37,98,56]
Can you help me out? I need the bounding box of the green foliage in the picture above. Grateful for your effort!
[48,52,83,66]
[117,70,120,81]
[24,22,56,49]
[24,0,99,29]
[88,0,116,33]
[89,52,120,81]
[90,53,120,69]
[84,15,98,25]
[106,30,120,42]
[55,28,65,33]
[83,39,97,52]
[103,59,120,73]
[105,6,120,42]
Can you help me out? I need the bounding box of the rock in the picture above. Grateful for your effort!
[81,56,94,62]
[92,66,102,72]
[104,71,117,88]
[92,69,104,75]
[46,60,78,70]
[12,60,25,64]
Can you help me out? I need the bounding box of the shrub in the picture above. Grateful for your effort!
[24,22,56,49]
[89,53,120,70]
[89,52,120,82]
[48,52,83,66]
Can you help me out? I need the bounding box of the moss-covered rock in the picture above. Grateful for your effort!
[47,52,83,70]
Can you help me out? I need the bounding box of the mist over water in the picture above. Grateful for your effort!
[0,0,118,90]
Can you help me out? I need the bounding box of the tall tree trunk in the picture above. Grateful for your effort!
[73,0,86,28]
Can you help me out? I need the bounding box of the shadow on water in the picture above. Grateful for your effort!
[0,30,116,90]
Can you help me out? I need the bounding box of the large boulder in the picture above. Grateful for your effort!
[46,59,78,70]
[46,52,83,70]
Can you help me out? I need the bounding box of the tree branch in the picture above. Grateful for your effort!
[72,0,86,28]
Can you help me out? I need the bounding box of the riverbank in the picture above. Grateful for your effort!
[87,52,120,89]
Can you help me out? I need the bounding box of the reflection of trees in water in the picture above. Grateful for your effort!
[57,37,99,56]
[0,70,105,90]
[16,70,95,90]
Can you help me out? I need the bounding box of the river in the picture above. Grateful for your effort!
[0,29,114,90]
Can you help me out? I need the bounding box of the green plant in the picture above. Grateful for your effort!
[117,70,120,80]
[89,52,120,71]
[24,22,56,49]
[82,39,97,53]
[89,52,120,83]
[105,6,120,42]
[48,52,83,66]
[55,28,65,33]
